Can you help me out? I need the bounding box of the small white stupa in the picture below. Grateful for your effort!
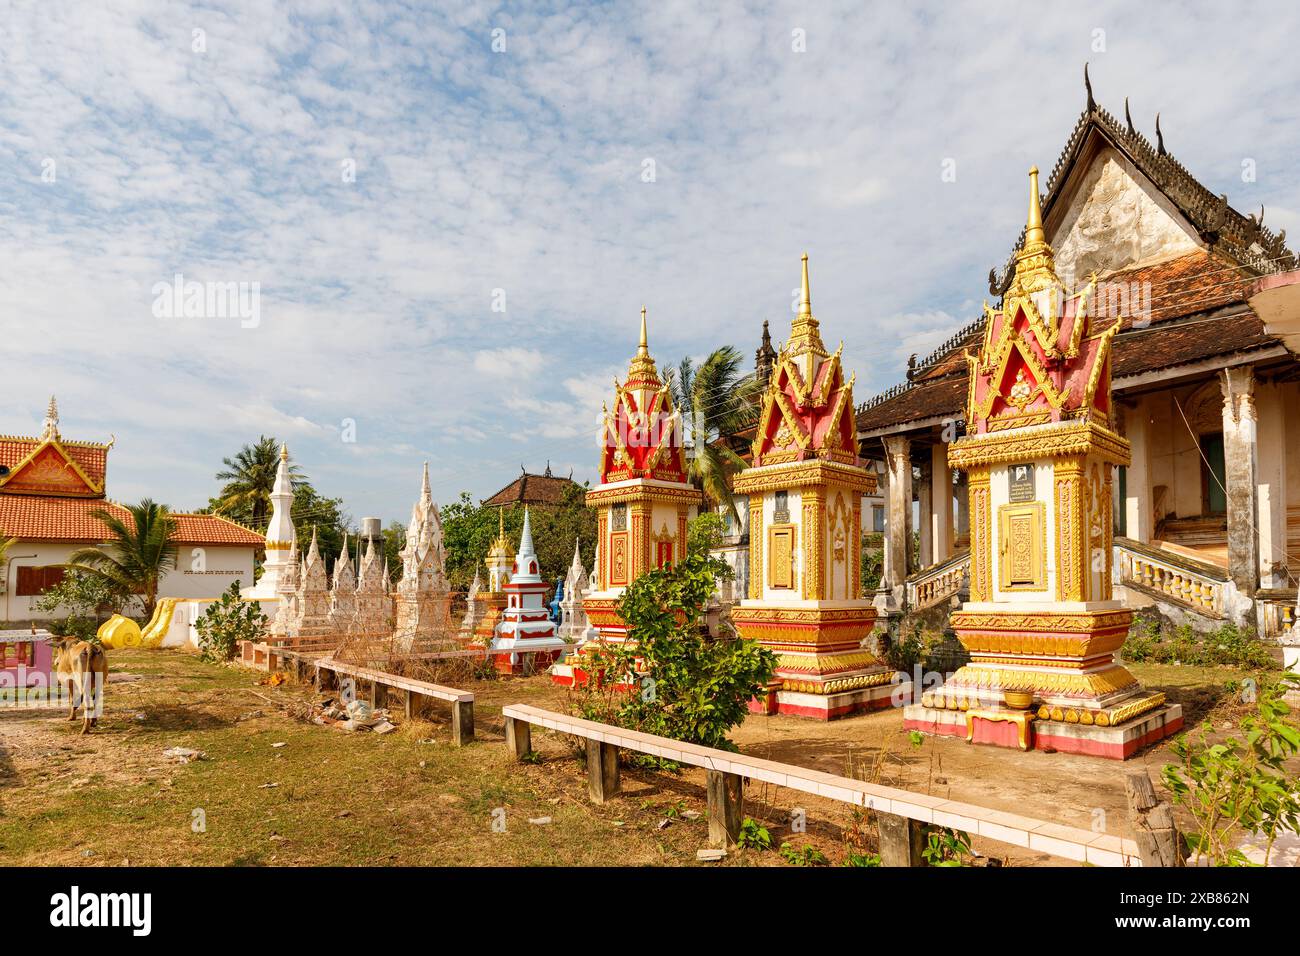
[489,507,568,674]
[243,443,296,600]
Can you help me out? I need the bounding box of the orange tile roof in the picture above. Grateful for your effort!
[0,437,108,487]
[0,495,264,547]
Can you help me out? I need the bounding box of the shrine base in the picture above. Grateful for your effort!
[749,678,909,720]
[902,697,1184,760]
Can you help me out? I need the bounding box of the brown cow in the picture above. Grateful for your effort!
[52,637,109,734]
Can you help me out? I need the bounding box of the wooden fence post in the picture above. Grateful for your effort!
[505,717,532,761]
[371,679,386,709]
[1125,770,1184,867]
[706,770,743,847]
[587,740,620,803]
[451,700,474,747]
[878,812,926,867]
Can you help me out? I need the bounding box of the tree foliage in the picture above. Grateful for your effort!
[665,346,761,517]
[1162,672,1300,866]
[439,487,596,592]
[33,569,125,640]
[575,516,776,751]
[211,435,305,531]
[68,499,178,618]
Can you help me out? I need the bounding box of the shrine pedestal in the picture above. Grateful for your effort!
[903,697,1183,760]
[732,603,903,721]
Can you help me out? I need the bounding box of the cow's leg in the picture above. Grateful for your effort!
[80,673,93,734]
[64,678,77,721]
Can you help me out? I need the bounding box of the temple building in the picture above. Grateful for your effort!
[552,309,702,685]
[0,398,264,623]
[482,464,584,509]
[855,88,1300,642]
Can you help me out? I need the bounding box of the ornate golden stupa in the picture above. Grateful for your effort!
[902,168,1183,758]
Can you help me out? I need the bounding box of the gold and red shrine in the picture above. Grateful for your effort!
[902,168,1183,759]
[731,256,895,720]
[551,309,702,686]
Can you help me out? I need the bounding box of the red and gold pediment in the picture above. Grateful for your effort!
[751,256,858,467]
[599,310,688,484]
[0,439,104,497]
[965,168,1121,435]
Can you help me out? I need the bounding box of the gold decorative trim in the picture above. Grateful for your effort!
[949,420,1130,470]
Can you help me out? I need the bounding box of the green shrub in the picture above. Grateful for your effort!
[922,826,972,867]
[780,842,829,866]
[1122,620,1276,670]
[1162,672,1300,865]
[195,582,268,663]
[843,851,882,867]
[737,818,772,850]
[572,524,776,752]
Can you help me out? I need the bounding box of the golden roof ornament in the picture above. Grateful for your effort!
[626,305,659,383]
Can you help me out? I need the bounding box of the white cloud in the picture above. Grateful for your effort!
[3,1,1298,521]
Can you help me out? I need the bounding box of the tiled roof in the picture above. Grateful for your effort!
[0,436,109,495]
[857,251,1277,434]
[482,470,583,508]
[0,495,264,546]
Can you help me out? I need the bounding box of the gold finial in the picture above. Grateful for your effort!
[626,305,660,381]
[498,507,505,540]
[1025,166,1045,246]
[799,253,812,319]
[638,306,648,355]
[280,443,288,461]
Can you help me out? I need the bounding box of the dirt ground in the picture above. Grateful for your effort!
[0,648,1264,867]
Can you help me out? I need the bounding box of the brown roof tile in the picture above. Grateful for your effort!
[482,471,583,508]
[0,495,264,546]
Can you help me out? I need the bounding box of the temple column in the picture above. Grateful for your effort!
[882,435,912,606]
[917,460,933,568]
[1124,398,1152,542]
[931,443,953,563]
[1255,379,1289,588]
[1220,365,1260,600]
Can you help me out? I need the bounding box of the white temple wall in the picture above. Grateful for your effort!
[3,542,256,622]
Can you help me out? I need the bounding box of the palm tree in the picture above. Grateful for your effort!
[666,346,763,517]
[68,499,178,618]
[213,436,305,531]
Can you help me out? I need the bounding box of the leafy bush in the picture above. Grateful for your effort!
[1162,672,1300,865]
[922,826,972,867]
[195,582,268,663]
[780,842,829,866]
[737,818,772,850]
[571,523,776,752]
[33,569,126,642]
[1123,619,1276,670]
[843,851,882,867]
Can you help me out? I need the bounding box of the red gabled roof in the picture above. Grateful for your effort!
[0,495,264,547]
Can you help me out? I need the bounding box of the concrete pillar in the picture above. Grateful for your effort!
[882,436,912,607]
[505,715,532,760]
[706,770,743,847]
[931,444,953,562]
[1124,398,1152,542]
[1220,366,1260,599]
[586,740,620,803]
[1255,380,1288,588]
[878,812,925,867]
[918,460,933,569]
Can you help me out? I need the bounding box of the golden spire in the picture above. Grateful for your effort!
[1025,166,1045,247]
[1010,164,1059,299]
[280,442,288,461]
[787,253,826,357]
[626,305,660,382]
[798,253,812,319]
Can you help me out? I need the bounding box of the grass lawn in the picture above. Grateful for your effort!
[0,647,1280,867]
[0,648,776,866]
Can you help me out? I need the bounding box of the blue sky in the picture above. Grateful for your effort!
[2,1,1298,527]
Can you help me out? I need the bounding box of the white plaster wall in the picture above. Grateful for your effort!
[2,541,256,623]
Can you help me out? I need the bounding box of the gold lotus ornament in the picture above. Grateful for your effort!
[1002,689,1035,710]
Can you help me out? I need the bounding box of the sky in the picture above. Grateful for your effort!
[2,1,1298,528]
